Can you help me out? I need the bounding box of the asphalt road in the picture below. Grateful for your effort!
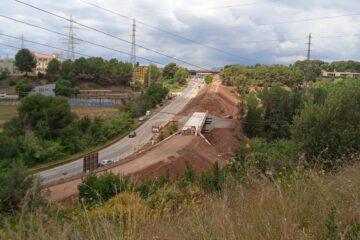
[38,78,204,184]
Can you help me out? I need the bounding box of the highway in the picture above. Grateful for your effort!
[38,78,204,184]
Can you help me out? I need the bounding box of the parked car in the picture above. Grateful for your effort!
[225,115,233,119]
[138,116,145,121]
[146,110,151,116]
[100,159,113,166]
[129,131,137,138]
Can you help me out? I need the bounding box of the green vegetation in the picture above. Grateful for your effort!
[293,78,360,169]
[0,95,134,167]
[58,57,133,86]
[15,48,37,74]
[204,74,214,84]
[55,79,79,96]
[15,80,33,97]
[162,63,189,91]
[46,58,61,81]
[144,64,161,87]
[126,84,168,117]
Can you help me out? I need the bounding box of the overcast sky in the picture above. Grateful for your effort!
[1,0,360,69]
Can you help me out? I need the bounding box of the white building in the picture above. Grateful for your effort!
[182,112,208,136]
[322,70,360,78]
[0,57,15,74]
[30,84,56,97]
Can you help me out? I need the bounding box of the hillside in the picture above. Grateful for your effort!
[2,162,359,240]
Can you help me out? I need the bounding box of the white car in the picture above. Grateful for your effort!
[138,116,145,121]
[100,159,113,166]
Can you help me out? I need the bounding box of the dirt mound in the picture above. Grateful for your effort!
[206,128,240,158]
[135,136,225,179]
[178,79,241,119]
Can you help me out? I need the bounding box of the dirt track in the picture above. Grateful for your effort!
[46,78,243,203]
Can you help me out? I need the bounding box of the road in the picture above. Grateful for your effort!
[38,78,204,184]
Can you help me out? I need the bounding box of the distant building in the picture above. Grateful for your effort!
[0,57,15,74]
[132,65,148,84]
[33,52,60,74]
[322,70,360,78]
[30,84,56,96]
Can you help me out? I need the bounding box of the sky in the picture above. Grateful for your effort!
[0,0,360,69]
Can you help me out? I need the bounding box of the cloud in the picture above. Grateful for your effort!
[0,0,359,68]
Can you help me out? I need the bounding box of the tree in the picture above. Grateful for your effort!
[17,95,75,139]
[15,81,33,97]
[261,86,301,140]
[145,64,161,86]
[60,59,75,81]
[55,79,79,96]
[173,68,189,85]
[292,78,360,169]
[162,62,178,80]
[15,49,37,74]
[243,94,264,138]
[0,162,34,214]
[46,59,61,81]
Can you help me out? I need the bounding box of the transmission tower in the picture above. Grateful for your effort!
[20,33,24,49]
[67,14,76,61]
[130,18,137,66]
[306,33,312,61]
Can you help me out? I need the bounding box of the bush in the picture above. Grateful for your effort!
[0,162,34,214]
[15,81,33,97]
[243,94,264,138]
[78,173,131,207]
[55,79,79,96]
[235,138,296,176]
[205,75,214,84]
[293,78,360,169]
[173,68,189,85]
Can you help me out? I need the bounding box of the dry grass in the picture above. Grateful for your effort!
[2,164,360,240]
[71,106,120,119]
[0,105,17,131]
[0,105,119,131]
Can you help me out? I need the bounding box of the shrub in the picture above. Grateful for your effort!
[78,173,131,207]
[15,81,32,97]
[55,79,79,96]
[243,94,264,138]
[0,162,34,214]
[204,75,213,84]
[235,138,297,176]
[293,78,360,169]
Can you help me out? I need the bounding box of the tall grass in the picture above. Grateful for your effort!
[2,164,359,240]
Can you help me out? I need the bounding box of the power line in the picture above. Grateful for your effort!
[0,33,91,58]
[78,0,255,62]
[11,0,212,70]
[176,12,360,34]
[134,0,283,17]
[0,14,166,66]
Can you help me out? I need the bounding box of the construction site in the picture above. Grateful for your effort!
[45,77,243,204]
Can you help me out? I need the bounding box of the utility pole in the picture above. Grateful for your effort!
[130,18,136,66]
[67,14,76,61]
